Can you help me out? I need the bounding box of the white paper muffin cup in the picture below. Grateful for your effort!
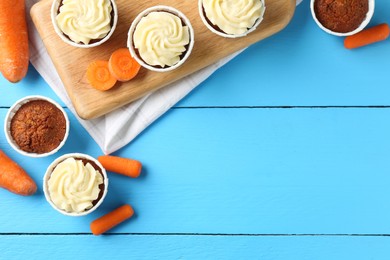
[311,0,375,37]
[198,0,266,38]
[4,95,70,158]
[43,153,109,217]
[51,0,118,48]
[127,5,195,72]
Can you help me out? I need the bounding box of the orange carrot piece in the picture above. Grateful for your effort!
[90,204,134,235]
[344,23,390,49]
[0,0,29,83]
[98,155,142,178]
[0,149,37,196]
[108,48,141,82]
[86,60,117,91]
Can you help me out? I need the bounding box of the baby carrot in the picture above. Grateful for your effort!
[0,149,37,196]
[86,60,117,91]
[344,23,390,49]
[90,204,134,235]
[0,0,29,83]
[108,48,141,82]
[98,155,142,178]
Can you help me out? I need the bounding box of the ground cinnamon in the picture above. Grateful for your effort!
[10,100,66,154]
[314,0,369,33]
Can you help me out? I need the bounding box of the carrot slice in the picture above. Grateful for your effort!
[87,60,117,91]
[98,155,142,178]
[108,48,141,82]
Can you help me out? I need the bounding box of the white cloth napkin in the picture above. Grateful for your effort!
[26,0,301,154]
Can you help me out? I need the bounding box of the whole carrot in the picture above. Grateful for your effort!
[98,155,142,178]
[90,204,134,235]
[344,23,390,49]
[0,0,29,83]
[0,150,37,196]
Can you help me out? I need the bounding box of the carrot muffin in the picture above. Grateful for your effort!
[201,0,265,36]
[314,0,369,33]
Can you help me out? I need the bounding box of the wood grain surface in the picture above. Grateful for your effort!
[30,0,295,119]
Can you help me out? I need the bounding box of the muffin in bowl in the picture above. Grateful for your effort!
[43,153,109,217]
[199,0,266,38]
[128,5,195,72]
[51,0,118,48]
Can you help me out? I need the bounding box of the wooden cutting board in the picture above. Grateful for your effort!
[31,0,295,119]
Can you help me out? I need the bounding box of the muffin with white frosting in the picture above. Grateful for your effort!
[128,6,195,72]
[199,0,266,38]
[51,0,118,48]
[43,153,108,216]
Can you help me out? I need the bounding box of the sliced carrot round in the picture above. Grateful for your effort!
[108,48,141,82]
[87,60,117,91]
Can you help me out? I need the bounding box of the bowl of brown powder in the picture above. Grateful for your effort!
[311,0,375,36]
[4,96,69,157]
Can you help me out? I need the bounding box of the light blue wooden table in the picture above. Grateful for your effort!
[1,1,390,259]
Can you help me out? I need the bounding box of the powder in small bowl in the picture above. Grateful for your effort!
[10,100,66,154]
[314,0,369,33]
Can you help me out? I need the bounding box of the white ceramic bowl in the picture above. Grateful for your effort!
[198,0,266,38]
[128,5,195,72]
[311,0,375,36]
[4,95,69,158]
[43,153,109,217]
[51,0,118,48]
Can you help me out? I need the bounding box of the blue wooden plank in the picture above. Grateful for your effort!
[1,107,390,234]
[178,0,390,107]
[1,235,390,259]
[0,64,64,107]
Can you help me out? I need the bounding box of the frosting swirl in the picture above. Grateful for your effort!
[56,0,112,44]
[48,157,103,213]
[133,11,190,68]
[202,0,264,35]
